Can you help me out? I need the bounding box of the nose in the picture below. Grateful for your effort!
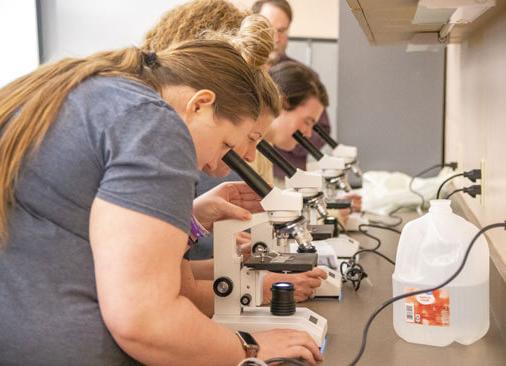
[302,126,313,138]
[207,153,221,171]
[243,144,257,163]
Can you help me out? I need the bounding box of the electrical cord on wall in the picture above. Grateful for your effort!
[408,162,458,213]
[446,184,481,199]
[436,169,481,199]
[347,221,506,366]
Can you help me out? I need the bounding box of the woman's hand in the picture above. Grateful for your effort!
[193,182,263,231]
[262,268,328,304]
[334,208,350,226]
[340,192,362,212]
[253,329,323,365]
[236,231,252,260]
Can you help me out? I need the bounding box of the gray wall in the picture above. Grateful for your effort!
[337,3,445,176]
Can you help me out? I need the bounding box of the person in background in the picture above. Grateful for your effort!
[0,19,322,366]
[143,0,328,305]
[253,0,362,213]
[264,61,357,224]
[252,0,332,179]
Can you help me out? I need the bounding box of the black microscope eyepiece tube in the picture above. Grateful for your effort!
[292,131,324,161]
[222,150,272,198]
[256,140,297,178]
[313,124,338,149]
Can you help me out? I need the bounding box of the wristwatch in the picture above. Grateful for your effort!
[235,331,260,358]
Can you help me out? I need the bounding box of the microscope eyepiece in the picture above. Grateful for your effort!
[256,140,297,178]
[292,131,324,161]
[313,124,338,149]
[222,150,272,198]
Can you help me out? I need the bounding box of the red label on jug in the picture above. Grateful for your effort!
[404,288,450,326]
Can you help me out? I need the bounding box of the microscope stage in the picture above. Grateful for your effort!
[306,224,335,240]
[244,253,317,272]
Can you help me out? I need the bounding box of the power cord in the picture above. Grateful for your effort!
[366,206,404,228]
[266,358,308,365]
[446,184,481,199]
[348,221,506,366]
[237,357,308,366]
[408,162,458,213]
[436,169,481,199]
[340,224,400,291]
[237,358,268,366]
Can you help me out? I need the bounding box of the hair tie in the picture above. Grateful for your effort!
[143,52,159,68]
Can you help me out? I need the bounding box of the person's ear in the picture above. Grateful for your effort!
[281,96,291,111]
[184,89,216,122]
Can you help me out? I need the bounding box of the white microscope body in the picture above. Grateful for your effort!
[212,188,328,346]
[300,128,366,231]
[331,143,363,177]
[282,168,360,278]
[248,186,342,299]
[307,154,369,232]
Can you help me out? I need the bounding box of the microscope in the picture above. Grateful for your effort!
[293,131,369,232]
[212,150,328,346]
[292,131,351,196]
[256,140,360,272]
[313,123,363,178]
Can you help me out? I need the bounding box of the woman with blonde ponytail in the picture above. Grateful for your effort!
[0,35,321,366]
[143,0,282,176]
[143,0,329,320]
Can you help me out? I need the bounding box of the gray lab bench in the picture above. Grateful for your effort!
[305,211,506,366]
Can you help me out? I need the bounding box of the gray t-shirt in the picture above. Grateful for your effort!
[0,76,199,365]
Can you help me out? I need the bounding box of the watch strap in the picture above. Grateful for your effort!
[235,331,259,358]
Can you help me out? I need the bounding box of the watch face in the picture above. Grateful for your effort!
[238,331,258,346]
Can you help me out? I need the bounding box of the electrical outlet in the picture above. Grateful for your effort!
[480,159,486,207]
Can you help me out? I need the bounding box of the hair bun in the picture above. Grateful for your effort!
[234,14,274,68]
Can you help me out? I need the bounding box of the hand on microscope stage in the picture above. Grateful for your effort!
[236,231,252,246]
[252,329,323,365]
[193,182,263,231]
[340,191,362,212]
[236,232,252,260]
[261,268,328,304]
[334,208,350,226]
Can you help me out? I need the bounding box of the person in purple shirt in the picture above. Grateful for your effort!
[252,0,332,179]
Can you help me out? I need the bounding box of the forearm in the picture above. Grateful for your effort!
[182,279,214,317]
[190,259,214,280]
[114,295,244,366]
[181,259,214,316]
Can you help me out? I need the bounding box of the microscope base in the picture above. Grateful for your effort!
[325,235,360,260]
[314,266,342,299]
[213,306,327,347]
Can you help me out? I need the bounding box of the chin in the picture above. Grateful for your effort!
[277,141,297,152]
[203,166,231,177]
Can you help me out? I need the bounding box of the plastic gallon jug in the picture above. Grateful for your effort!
[392,200,489,346]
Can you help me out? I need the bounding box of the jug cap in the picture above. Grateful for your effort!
[429,199,452,213]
